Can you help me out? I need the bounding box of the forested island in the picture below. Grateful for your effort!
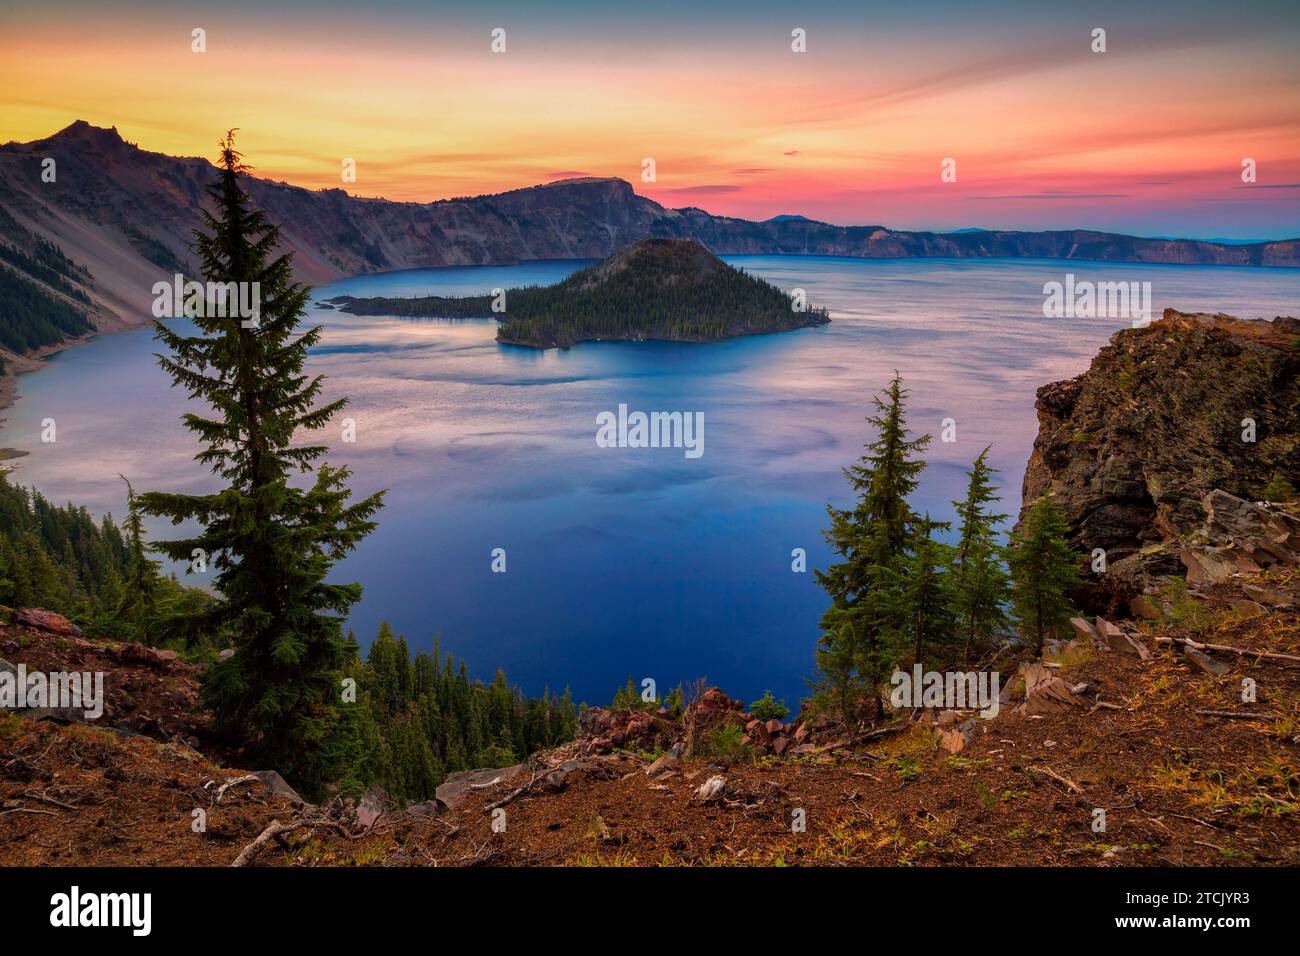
[329,237,830,349]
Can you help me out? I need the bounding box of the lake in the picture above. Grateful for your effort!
[2,256,1296,708]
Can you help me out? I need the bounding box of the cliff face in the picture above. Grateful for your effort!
[2,122,1297,344]
[1020,309,1300,601]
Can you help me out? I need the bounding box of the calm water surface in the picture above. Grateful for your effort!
[2,256,1295,706]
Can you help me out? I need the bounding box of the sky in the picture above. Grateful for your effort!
[2,0,1298,238]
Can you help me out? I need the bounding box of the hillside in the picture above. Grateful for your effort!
[2,122,1297,393]
[330,237,831,348]
[2,568,1297,866]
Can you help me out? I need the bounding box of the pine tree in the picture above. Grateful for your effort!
[114,477,162,642]
[1007,492,1082,652]
[813,373,930,716]
[138,132,385,793]
[950,448,1012,663]
[890,514,955,668]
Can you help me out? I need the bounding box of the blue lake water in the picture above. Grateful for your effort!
[1,256,1296,708]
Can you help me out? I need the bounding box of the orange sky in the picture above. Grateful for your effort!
[3,2,1298,237]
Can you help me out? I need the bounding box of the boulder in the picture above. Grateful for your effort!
[1018,677,1088,717]
[252,770,307,807]
[434,764,523,812]
[357,786,390,828]
[13,608,83,638]
[644,747,682,778]
[1241,584,1294,608]
[1069,618,1099,644]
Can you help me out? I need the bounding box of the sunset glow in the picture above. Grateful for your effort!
[4,0,1298,237]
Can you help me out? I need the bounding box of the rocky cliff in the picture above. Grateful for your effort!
[1020,308,1300,606]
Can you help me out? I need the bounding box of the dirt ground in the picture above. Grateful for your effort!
[1,571,1297,867]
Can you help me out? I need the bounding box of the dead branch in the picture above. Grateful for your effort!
[232,819,303,867]
[1154,635,1300,664]
[1089,701,1124,713]
[809,721,912,757]
[1194,709,1280,720]
[1027,765,1083,793]
[484,771,541,813]
[210,774,260,803]
[20,789,78,811]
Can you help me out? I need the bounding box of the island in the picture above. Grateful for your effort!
[328,237,831,349]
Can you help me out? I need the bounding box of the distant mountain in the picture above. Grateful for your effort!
[1,121,1297,355]
[332,237,830,348]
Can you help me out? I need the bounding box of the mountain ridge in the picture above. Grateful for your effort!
[0,121,1297,381]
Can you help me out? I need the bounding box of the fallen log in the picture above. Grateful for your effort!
[809,722,913,757]
[231,815,368,866]
[1154,635,1300,664]
[232,819,302,867]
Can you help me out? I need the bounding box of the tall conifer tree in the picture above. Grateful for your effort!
[114,477,163,640]
[140,132,384,791]
[950,448,1012,662]
[813,373,930,716]
[1007,492,1081,652]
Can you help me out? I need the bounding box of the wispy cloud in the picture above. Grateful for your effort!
[658,184,744,195]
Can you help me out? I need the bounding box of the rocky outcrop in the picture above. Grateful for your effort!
[1020,309,1300,606]
[1181,491,1300,586]
[0,609,206,744]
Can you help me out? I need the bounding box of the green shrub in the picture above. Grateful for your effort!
[1261,472,1296,502]
[748,690,789,722]
[703,722,749,762]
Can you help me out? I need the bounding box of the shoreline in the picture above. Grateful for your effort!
[0,324,118,430]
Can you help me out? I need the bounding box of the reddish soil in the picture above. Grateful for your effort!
[1,571,1296,867]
